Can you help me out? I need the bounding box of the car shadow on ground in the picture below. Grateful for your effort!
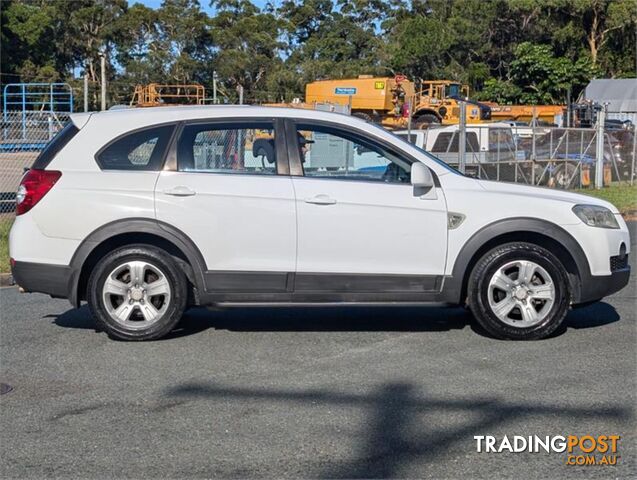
[49,301,620,340]
[157,380,631,478]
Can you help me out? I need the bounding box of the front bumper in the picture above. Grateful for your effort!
[577,265,631,304]
[11,261,71,299]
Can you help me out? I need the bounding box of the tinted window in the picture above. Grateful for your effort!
[488,129,515,150]
[32,122,79,169]
[383,126,464,176]
[431,132,479,152]
[296,124,411,183]
[395,132,421,145]
[177,122,277,175]
[97,125,174,170]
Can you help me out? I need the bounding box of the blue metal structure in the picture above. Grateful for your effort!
[3,82,74,113]
[1,83,74,150]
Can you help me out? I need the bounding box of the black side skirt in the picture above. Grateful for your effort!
[201,271,445,304]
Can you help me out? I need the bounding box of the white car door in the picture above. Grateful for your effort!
[154,119,296,292]
[290,121,448,293]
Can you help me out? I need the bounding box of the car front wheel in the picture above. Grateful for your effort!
[87,245,188,341]
[468,242,571,340]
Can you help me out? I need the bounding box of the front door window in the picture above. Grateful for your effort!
[295,124,412,184]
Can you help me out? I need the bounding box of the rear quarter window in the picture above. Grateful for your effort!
[96,124,175,171]
[32,122,79,169]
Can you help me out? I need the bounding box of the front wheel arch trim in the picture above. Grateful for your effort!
[443,217,590,305]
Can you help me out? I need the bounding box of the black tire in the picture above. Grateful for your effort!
[467,242,570,340]
[87,244,188,341]
[352,112,375,123]
[413,114,440,129]
[552,163,577,189]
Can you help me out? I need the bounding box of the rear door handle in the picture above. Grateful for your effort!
[304,194,337,205]
[163,186,196,197]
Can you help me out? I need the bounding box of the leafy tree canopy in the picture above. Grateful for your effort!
[1,0,635,108]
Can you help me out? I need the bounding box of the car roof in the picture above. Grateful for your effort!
[67,105,458,177]
[70,105,359,130]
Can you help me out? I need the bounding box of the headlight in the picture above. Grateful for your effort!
[572,205,619,229]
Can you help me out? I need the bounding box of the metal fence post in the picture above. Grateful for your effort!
[84,74,89,112]
[458,101,466,174]
[406,99,412,143]
[595,104,606,189]
[100,53,106,111]
[496,129,501,181]
[213,70,218,104]
[630,123,637,187]
[531,119,537,185]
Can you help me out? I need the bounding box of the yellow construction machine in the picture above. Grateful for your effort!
[485,103,565,125]
[304,75,492,129]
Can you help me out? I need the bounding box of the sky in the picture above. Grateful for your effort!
[129,0,272,13]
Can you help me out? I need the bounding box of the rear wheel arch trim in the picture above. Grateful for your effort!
[68,218,207,307]
[445,217,590,304]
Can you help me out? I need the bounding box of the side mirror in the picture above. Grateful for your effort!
[411,162,434,188]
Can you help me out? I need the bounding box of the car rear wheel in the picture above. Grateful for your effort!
[467,242,571,340]
[87,245,187,341]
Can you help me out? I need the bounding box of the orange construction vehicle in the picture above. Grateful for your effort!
[303,75,492,129]
[485,103,565,125]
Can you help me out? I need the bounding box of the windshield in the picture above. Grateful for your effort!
[382,126,464,176]
[446,84,461,97]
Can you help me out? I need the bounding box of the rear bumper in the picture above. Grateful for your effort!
[576,266,631,304]
[10,261,71,299]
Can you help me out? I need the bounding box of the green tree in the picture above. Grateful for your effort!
[1,0,60,80]
[210,0,285,102]
[476,42,597,104]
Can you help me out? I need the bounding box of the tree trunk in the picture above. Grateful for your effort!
[587,6,600,64]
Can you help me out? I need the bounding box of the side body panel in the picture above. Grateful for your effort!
[292,178,448,278]
[155,172,297,274]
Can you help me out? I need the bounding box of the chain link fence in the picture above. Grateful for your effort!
[401,123,636,189]
[1,111,71,213]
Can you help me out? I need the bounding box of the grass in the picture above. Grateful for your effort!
[573,184,637,215]
[0,218,12,273]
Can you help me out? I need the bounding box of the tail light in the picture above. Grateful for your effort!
[16,169,62,216]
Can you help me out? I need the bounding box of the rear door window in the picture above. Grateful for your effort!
[177,122,278,175]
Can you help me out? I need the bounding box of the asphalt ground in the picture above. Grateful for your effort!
[1,223,635,479]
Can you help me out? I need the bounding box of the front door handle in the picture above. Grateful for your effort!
[163,186,196,197]
[304,194,337,205]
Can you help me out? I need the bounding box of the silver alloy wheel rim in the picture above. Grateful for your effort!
[487,260,556,328]
[102,261,171,330]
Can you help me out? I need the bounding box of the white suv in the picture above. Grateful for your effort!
[9,106,631,341]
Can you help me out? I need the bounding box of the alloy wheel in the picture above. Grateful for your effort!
[487,260,556,328]
[102,260,171,330]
